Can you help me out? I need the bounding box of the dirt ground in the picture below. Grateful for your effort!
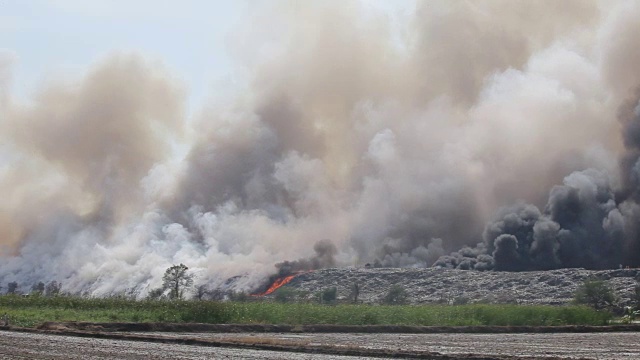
[192,332,640,359]
[2,328,640,359]
[0,330,377,360]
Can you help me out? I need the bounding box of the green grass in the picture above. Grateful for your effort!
[0,294,611,328]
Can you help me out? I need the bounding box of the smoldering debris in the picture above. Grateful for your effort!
[2,1,640,297]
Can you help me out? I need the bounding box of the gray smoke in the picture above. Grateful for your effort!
[2,1,640,296]
[275,239,338,276]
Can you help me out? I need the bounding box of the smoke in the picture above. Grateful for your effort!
[275,239,338,276]
[2,1,640,296]
[438,169,626,270]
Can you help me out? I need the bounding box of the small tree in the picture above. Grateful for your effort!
[228,290,250,302]
[382,285,408,305]
[320,287,337,304]
[453,296,470,305]
[574,279,616,310]
[349,282,360,304]
[6,282,18,295]
[45,281,61,297]
[208,289,226,301]
[194,284,210,300]
[274,287,297,303]
[31,282,45,295]
[162,264,194,300]
[147,288,165,300]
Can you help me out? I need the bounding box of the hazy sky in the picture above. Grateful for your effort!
[1,0,415,113]
[1,1,250,112]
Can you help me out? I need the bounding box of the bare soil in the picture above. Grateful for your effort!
[4,322,640,359]
[0,330,374,360]
[175,332,640,360]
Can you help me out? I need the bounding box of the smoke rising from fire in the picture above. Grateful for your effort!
[2,1,640,296]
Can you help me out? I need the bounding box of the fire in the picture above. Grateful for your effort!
[252,271,308,296]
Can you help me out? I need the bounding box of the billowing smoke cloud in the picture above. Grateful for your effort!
[436,169,627,270]
[2,1,640,296]
[275,239,337,276]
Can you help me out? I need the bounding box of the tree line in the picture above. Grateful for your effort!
[3,280,61,296]
[1,264,191,299]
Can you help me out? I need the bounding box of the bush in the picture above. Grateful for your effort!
[573,279,616,310]
[45,281,61,297]
[382,285,408,305]
[146,288,165,300]
[228,291,251,302]
[274,287,297,303]
[453,296,470,305]
[31,282,45,295]
[320,287,337,304]
[349,282,360,304]
[7,282,18,295]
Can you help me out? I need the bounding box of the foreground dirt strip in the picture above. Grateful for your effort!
[0,325,588,360]
[0,330,379,360]
[33,321,640,334]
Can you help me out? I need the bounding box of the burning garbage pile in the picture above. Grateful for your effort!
[251,271,309,296]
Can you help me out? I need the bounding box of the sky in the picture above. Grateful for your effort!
[0,0,415,114]
[1,0,247,112]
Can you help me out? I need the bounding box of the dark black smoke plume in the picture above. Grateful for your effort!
[275,239,337,276]
[436,96,640,271]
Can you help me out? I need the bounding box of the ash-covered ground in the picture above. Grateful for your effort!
[271,268,640,306]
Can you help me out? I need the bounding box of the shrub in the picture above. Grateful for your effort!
[382,285,408,305]
[320,287,337,304]
[7,282,18,295]
[349,282,360,304]
[274,287,297,303]
[228,291,251,302]
[45,281,61,297]
[31,282,45,295]
[573,279,616,310]
[146,288,165,300]
[453,296,470,305]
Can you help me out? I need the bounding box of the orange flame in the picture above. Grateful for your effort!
[252,271,308,296]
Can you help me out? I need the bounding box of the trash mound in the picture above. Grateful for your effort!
[278,267,640,305]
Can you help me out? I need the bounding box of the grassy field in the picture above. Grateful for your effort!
[0,294,611,328]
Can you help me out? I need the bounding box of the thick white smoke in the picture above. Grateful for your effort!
[1,1,640,296]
